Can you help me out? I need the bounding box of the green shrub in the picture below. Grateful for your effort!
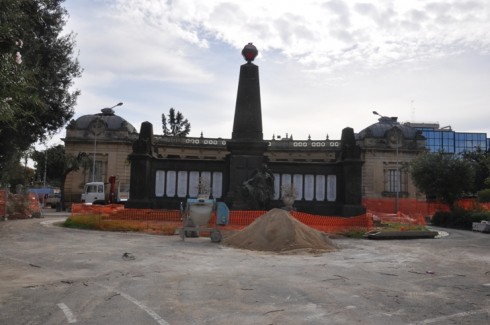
[431,211,451,226]
[431,209,490,230]
[64,215,101,229]
[338,228,367,238]
[470,211,490,223]
[477,189,490,203]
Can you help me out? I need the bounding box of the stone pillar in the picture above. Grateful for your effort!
[126,122,154,208]
[339,127,366,216]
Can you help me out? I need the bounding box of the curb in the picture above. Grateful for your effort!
[365,230,439,240]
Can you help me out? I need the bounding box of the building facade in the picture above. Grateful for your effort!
[123,122,364,216]
[63,107,138,202]
[405,122,488,154]
[62,111,490,213]
[356,116,427,202]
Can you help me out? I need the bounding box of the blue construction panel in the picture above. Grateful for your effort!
[216,202,229,226]
[29,188,54,196]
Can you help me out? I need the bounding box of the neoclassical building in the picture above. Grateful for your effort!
[356,116,426,200]
[63,107,138,202]
[62,109,426,211]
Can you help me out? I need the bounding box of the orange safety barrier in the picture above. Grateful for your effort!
[70,204,373,233]
[70,196,490,234]
[368,210,426,226]
[291,211,373,232]
[106,208,182,222]
[362,198,450,217]
[0,190,6,217]
[209,210,373,233]
[71,204,182,221]
[0,191,40,218]
[455,198,490,211]
[363,197,490,218]
[76,198,490,233]
[28,192,41,214]
[71,203,125,216]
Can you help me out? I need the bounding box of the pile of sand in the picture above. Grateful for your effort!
[222,208,337,253]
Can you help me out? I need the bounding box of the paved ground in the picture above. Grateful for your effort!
[0,210,489,324]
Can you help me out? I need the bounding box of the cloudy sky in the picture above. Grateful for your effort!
[53,0,490,144]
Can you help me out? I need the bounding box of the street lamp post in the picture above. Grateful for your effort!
[373,111,401,213]
[92,102,123,182]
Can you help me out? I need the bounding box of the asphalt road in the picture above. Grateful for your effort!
[0,213,489,325]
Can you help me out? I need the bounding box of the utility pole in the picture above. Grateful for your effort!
[373,111,401,213]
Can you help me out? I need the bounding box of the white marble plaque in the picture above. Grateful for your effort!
[177,171,188,197]
[189,171,199,197]
[166,170,176,197]
[304,174,314,201]
[315,175,325,201]
[155,170,165,197]
[212,172,223,198]
[200,171,211,187]
[293,174,303,199]
[273,173,280,199]
[327,175,337,201]
[281,174,292,198]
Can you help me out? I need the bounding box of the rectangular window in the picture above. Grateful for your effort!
[90,160,105,182]
[385,169,400,192]
[384,168,408,194]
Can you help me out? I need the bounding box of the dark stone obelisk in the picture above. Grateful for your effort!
[225,43,269,210]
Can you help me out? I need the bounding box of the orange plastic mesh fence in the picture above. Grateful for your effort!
[71,203,125,216]
[28,192,41,214]
[455,199,490,211]
[71,204,181,221]
[0,190,6,216]
[362,198,449,216]
[368,211,426,226]
[70,204,373,233]
[363,198,490,217]
[0,191,40,217]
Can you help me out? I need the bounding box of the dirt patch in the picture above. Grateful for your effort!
[222,208,337,253]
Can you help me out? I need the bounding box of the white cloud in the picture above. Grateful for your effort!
[56,0,490,143]
[107,0,490,75]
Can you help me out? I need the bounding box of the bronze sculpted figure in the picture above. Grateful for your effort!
[242,163,275,210]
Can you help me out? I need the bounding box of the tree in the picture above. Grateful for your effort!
[409,152,475,208]
[162,108,191,136]
[0,0,82,173]
[0,159,35,191]
[0,144,35,190]
[31,145,90,208]
[461,148,490,192]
